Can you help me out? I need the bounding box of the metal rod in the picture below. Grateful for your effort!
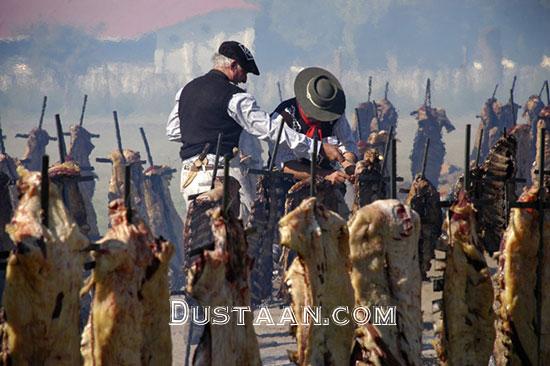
[424,78,431,108]
[390,138,397,199]
[475,127,484,167]
[367,76,373,102]
[420,138,430,178]
[113,111,125,162]
[381,125,394,175]
[355,108,362,141]
[310,128,318,197]
[491,84,499,99]
[38,96,47,130]
[139,127,154,167]
[41,155,49,228]
[210,133,223,189]
[79,94,88,127]
[464,124,471,191]
[268,118,285,172]
[0,117,5,155]
[124,164,132,223]
[384,81,389,100]
[535,127,545,365]
[372,100,380,131]
[222,154,230,215]
[277,81,283,103]
[55,114,67,163]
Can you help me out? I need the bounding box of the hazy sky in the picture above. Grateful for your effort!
[0,0,255,39]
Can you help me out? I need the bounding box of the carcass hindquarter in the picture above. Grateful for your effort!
[348,199,422,366]
[107,149,149,225]
[187,207,261,366]
[353,148,386,213]
[48,161,91,238]
[434,192,495,366]
[405,176,443,280]
[140,237,174,366]
[68,125,99,238]
[3,167,88,365]
[143,165,184,286]
[472,133,517,255]
[493,186,550,365]
[510,124,533,191]
[279,197,355,366]
[21,128,50,172]
[80,200,153,366]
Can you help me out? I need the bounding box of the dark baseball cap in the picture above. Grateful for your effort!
[218,41,260,76]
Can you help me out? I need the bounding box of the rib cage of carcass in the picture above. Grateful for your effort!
[67,125,99,239]
[410,105,455,186]
[246,174,292,305]
[353,148,386,213]
[143,165,185,289]
[107,149,149,226]
[405,174,443,280]
[182,177,240,270]
[454,133,518,255]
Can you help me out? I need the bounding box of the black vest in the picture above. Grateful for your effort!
[273,98,336,169]
[178,70,244,160]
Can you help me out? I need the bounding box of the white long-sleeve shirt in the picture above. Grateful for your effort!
[166,90,319,160]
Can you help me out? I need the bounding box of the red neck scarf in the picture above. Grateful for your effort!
[297,104,322,139]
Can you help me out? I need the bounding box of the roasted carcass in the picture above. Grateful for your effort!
[410,105,455,185]
[80,199,173,366]
[353,148,386,212]
[143,164,184,288]
[510,124,534,191]
[247,174,291,305]
[21,128,51,172]
[0,154,18,253]
[532,107,550,187]
[470,133,517,255]
[183,177,240,270]
[493,186,550,365]
[68,125,99,238]
[348,199,422,365]
[107,149,149,225]
[3,167,88,365]
[280,197,354,366]
[434,191,495,365]
[523,94,545,132]
[48,160,92,238]
[187,206,261,366]
[405,175,443,280]
[285,177,349,219]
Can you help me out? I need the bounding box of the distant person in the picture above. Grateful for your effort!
[270,67,357,184]
[166,41,344,218]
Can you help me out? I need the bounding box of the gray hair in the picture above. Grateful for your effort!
[212,53,234,68]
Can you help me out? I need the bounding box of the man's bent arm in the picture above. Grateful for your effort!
[228,92,319,159]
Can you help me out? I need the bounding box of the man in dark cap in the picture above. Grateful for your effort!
[270,67,357,184]
[166,41,344,217]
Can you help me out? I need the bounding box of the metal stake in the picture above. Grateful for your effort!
[390,138,397,199]
[41,155,49,228]
[420,138,430,179]
[55,114,67,162]
[79,94,88,127]
[139,127,154,167]
[464,124,471,191]
[210,133,223,189]
[124,164,132,223]
[310,128,319,197]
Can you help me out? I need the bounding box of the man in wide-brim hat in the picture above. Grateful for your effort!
[270,67,357,184]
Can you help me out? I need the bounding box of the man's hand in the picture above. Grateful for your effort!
[322,170,350,184]
[320,142,345,162]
